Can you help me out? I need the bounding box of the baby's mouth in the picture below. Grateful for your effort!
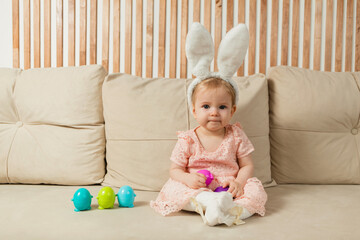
[208,120,221,123]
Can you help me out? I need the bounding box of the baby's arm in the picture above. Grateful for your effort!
[170,163,207,189]
[223,155,254,198]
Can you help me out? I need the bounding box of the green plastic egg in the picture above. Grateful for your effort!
[97,187,116,209]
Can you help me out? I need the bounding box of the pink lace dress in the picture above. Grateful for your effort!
[150,123,267,216]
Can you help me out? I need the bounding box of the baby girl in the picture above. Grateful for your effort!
[151,23,267,226]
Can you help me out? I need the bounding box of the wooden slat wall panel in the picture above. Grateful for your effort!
[12,0,360,75]
[214,0,221,72]
[237,0,245,76]
[33,0,40,68]
[90,0,97,65]
[303,0,311,69]
[204,0,211,33]
[357,0,360,71]
[313,0,322,71]
[44,0,51,67]
[113,0,120,72]
[226,0,234,75]
[158,0,166,78]
[345,0,354,71]
[270,0,279,67]
[180,0,188,78]
[12,0,19,68]
[193,0,200,23]
[227,0,233,31]
[102,0,110,71]
[68,0,75,66]
[335,0,344,72]
[80,0,87,66]
[24,0,31,69]
[125,0,132,74]
[259,0,267,74]
[291,0,299,67]
[56,0,63,67]
[248,0,256,75]
[146,0,154,77]
[169,0,177,78]
[136,0,143,76]
[281,0,289,66]
[325,0,333,71]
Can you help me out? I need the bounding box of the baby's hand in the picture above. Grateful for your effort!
[223,180,244,198]
[185,173,207,189]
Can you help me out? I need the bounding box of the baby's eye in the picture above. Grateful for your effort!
[202,104,210,109]
[219,105,227,109]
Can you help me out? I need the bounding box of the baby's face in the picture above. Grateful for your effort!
[192,86,236,134]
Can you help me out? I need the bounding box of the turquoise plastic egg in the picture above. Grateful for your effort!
[117,185,136,208]
[72,188,93,212]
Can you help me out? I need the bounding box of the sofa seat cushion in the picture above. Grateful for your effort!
[102,73,275,191]
[0,184,359,239]
[268,66,360,184]
[0,65,107,185]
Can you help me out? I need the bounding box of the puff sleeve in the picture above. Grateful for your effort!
[170,131,192,168]
[232,123,255,159]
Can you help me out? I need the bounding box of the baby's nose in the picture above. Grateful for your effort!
[210,108,219,115]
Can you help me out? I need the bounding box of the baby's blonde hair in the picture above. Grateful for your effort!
[191,77,237,107]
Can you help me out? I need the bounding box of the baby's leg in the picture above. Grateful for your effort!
[234,177,267,218]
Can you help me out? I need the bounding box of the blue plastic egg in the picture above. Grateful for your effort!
[72,188,93,212]
[117,185,136,208]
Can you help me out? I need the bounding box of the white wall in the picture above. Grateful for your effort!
[0,1,13,68]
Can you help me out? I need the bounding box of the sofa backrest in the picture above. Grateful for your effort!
[0,65,107,185]
[102,73,275,191]
[1,65,359,187]
[268,66,360,184]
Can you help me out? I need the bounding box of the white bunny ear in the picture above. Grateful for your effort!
[217,24,249,80]
[185,22,214,78]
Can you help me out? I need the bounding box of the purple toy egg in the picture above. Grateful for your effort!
[214,186,229,192]
[197,170,214,186]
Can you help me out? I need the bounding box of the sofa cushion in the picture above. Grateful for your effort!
[102,73,275,191]
[268,66,360,184]
[0,65,107,185]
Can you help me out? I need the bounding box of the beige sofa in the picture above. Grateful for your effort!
[0,65,359,239]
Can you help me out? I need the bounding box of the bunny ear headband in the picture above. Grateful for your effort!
[186,22,249,107]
